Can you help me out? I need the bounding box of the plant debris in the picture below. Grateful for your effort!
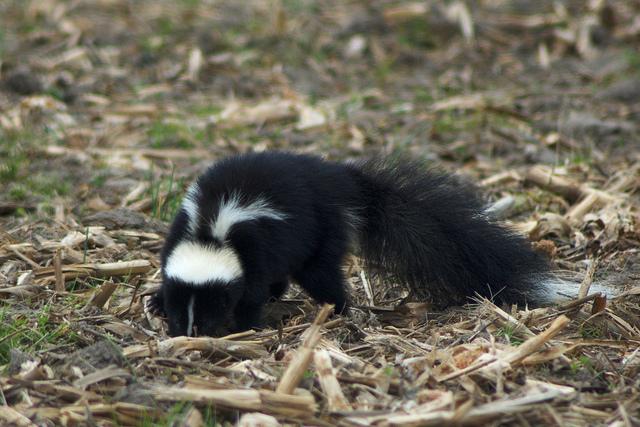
[1,0,639,425]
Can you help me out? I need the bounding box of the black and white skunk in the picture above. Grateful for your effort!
[149,151,576,337]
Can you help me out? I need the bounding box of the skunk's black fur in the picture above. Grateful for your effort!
[150,151,550,337]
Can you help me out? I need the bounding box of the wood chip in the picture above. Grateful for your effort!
[314,349,351,412]
[276,304,333,394]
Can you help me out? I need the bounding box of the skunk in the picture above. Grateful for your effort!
[149,151,557,337]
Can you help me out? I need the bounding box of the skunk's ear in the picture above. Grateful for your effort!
[147,291,166,317]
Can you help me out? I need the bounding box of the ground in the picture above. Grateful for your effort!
[0,1,639,426]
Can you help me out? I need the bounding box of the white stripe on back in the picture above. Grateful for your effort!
[211,192,287,241]
[164,241,243,285]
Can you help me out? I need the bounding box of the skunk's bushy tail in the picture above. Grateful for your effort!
[348,158,551,307]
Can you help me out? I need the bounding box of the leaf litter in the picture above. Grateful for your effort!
[1,0,639,425]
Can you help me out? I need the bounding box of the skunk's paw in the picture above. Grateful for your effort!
[146,292,165,317]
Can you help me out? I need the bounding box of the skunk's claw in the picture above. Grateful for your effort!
[146,292,165,317]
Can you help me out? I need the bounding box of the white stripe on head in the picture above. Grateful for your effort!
[182,182,200,234]
[186,294,195,337]
[164,241,243,285]
[211,192,287,241]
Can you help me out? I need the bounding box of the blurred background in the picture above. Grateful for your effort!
[1,0,638,220]
[1,3,640,425]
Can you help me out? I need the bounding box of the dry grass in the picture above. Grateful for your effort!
[1,0,639,425]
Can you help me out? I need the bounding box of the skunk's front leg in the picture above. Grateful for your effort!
[233,280,291,331]
[293,223,351,313]
[294,261,349,314]
[233,299,264,332]
[269,280,289,300]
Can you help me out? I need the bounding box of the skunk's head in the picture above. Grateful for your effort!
[161,240,244,337]
[159,181,288,336]
[161,278,244,337]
